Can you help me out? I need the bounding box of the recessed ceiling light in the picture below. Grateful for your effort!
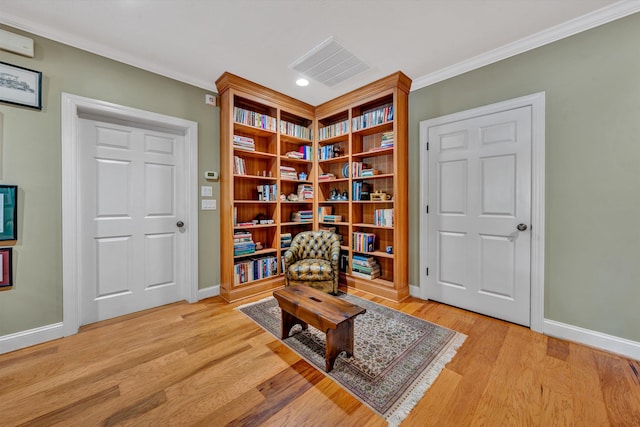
[296,78,309,87]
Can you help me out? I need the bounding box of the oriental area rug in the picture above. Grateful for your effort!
[238,293,466,426]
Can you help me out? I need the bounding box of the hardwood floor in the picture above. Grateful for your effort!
[1,289,639,426]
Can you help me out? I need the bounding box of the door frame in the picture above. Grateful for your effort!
[61,93,199,336]
[419,92,545,332]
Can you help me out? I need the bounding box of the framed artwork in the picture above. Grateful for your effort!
[0,61,42,110]
[0,247,12,288]
[0,185,17,241]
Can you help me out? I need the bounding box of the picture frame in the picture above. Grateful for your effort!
[0,185,17,241]
[0,247,12,288]
[0,61,42,110]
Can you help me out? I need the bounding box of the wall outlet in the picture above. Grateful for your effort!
[205,94,217,106]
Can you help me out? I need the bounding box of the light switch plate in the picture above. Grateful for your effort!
[201,186,213,197]
[201,199,216,210]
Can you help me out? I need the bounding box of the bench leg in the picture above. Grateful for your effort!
[281,309,307,339]
[325,319,355,372]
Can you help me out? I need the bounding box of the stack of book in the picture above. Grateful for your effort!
[351,254,381,279]
[352,162,370,178]
[233,134,255,151]
[280,233,292,249]
[297,183,313,201]
[280,166,298,180]
[291,210,313,222]
[318,172,335,181]
[374,208,394,226]
[233,156,247,175]
[322,214,342,223]
[285,151,304,159]
[380,131,394,148]
[233,231,256,256]
[352,231,376,252]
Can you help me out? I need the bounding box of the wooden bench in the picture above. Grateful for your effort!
[273,285,366,372]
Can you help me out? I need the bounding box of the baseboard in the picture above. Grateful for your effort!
[198,284,220,301]
[409,284,421,299]
[0,322,64,355]
[544,319,640,360]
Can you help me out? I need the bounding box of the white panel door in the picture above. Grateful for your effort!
[427,106,532,326]
[78,116,186,325]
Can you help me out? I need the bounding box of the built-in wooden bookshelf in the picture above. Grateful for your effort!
[217,71,411,302]
[316,72,411,301]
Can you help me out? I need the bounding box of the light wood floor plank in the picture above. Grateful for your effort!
[1,290,639,426]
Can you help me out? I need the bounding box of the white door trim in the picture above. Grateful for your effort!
[419,92,545,332]
[61,93,199,336]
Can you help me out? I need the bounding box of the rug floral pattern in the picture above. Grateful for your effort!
[239,293,466,425]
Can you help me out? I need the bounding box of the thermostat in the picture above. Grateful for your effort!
[204,171,219,180]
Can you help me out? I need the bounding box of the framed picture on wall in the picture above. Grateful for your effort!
[0,185,17,241]
[0,247,12,288]
[0,61,42,110]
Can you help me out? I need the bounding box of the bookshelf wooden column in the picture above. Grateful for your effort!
[315,72,411,302]
[216,73,315,302]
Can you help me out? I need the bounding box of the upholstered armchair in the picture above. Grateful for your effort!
[283,230,341,294]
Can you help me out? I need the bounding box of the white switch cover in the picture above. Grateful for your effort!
[201,199,216,210]
[201,186,213,197]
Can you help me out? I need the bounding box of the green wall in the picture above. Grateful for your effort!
[0,24,220,336]
[2,12,640,345]
[408,13,640,342]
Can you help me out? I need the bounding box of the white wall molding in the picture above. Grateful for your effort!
[411,1,640,91]
[0,323,64,355]
[61,93,199,337]
[544,319,640,361]
[198,285,220,301]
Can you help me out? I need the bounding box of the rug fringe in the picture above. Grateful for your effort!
[386,332,468,427]
[234,296,275,310]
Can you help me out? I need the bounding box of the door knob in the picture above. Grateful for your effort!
[177,221,185,228]
[517,223,528,231]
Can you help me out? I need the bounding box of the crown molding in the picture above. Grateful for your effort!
[0,15,214,91]
[411,1,640,91]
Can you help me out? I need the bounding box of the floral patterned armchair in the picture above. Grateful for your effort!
[283,230,341,294]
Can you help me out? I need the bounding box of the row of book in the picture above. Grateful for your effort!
[233,134,255,151]
[257,184,278,201]
[351,254,381,279]
[234,255,278,285]
[233,156,247,175]
[352,104,394,132]
[280,120,313,141]
[318,144,342,160]
[233,230,255,256]
[234,107,277,131]
[352,232,376,253]
[374,208,394,227]
[352,181,372,201]
[318,119,349,141]
[352,161,369,178]
[291,210,313,222]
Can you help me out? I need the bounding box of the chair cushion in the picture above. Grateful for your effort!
[287,259,334,281]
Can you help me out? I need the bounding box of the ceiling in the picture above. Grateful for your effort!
[0,0,637,105]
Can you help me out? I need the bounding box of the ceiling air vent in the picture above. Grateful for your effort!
[290,37,370,87]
